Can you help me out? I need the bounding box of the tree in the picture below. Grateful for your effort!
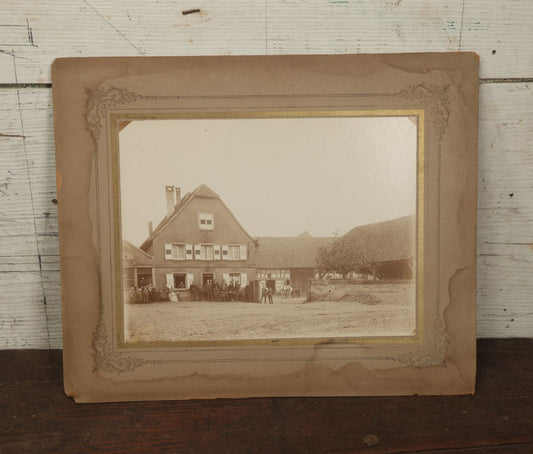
[316,234,369,279]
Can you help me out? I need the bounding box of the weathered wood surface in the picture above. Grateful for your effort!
[1,339,532,453]
[0,0,532,82]
[0,1,532,348]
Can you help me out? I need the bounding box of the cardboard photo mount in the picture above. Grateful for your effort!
[52,53,478,402]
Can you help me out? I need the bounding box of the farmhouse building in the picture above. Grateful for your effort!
[135,184,257,292]
[123,184,415,301]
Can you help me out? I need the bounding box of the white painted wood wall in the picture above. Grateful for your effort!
[0,1,531,348]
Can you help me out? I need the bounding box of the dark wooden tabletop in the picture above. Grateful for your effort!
[1,338,532,453]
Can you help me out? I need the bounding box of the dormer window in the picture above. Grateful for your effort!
[198,213,214,231]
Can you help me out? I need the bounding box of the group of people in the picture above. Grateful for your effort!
[280,284,294,298]
[188,279,254,302]
[127,280,299,305]
[127,284,160,304]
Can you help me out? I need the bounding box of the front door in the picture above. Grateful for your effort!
[137,267,153,287]
[202,273,214,286]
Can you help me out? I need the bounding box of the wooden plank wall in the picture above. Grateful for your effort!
[0,1,531,348]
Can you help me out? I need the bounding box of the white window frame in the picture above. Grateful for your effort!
[229,272,242,285]
[172,272,187,288]
[222,244,247,261]
[165,243,192,260]
[171,243,186,260]
[203,244,215,261]
[227,244,240,260]
[195,243,215,261]
[198,212,214,231]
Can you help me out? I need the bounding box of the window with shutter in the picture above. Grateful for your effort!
[214,244,221,259]
[171,243,186,260]
[164,243,172,260]
[185,244,193,260]
[240,245,247,260]
[194,244,202,260]
[166,273,174,289]
[221,244,229,260]
[198,213,214,230]
[202,244,215,260]
[228,245,240,260]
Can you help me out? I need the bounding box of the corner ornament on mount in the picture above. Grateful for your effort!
[91,316,156,374]
[392,82,450,142]
[85,86,155,146]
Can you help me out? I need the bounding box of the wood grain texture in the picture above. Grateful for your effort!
[0,88,59,348]
[1,339,532,453]
[0,0,531,348]
[0,0,531,83]
[477,82,533,338]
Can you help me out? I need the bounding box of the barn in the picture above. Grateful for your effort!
[249,233,333,294]
[343,214,416,280]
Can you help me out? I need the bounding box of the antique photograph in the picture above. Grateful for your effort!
[53,54,478,401]
[119,114,419,344]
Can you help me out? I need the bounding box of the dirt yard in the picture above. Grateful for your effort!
[125,292,416,343]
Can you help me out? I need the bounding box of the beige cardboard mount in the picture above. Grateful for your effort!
[52,54,478,402]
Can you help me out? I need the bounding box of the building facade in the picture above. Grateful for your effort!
[134,184,257,292]
[123,240,154,288]
[250,235,333,294]
[122,184,414,302]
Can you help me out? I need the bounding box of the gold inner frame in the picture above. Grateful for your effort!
[109,109,425,349]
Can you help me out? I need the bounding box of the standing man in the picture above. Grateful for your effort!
[206,279,214,301]
[261,284,268,304]
[190,281,198,301]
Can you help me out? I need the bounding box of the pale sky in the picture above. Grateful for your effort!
[119,116,417,246]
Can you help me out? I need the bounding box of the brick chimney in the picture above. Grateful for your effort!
[148,221,153,236]
[165,185,175,217]
[175,187,181,205]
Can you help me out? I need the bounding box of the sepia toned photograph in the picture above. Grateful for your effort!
[53,54,478,401]
[119,114,419,345]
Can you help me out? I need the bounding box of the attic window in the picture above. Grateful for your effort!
[198,213,214,230]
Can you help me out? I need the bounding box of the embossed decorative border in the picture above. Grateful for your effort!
[382,82,451,368]
[86,87,155,146]
[86,83,450,373]
[86,87,159,374]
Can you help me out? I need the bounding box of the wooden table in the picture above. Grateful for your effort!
[1,338,532,453]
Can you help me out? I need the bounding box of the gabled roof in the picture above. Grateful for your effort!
[193,184,219,199]
[252,216,415,269]
[123,240,153,267]
[123,240,153,259]
[139,184,253,251]
[343,214,416,262]
[251,236,333,268]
